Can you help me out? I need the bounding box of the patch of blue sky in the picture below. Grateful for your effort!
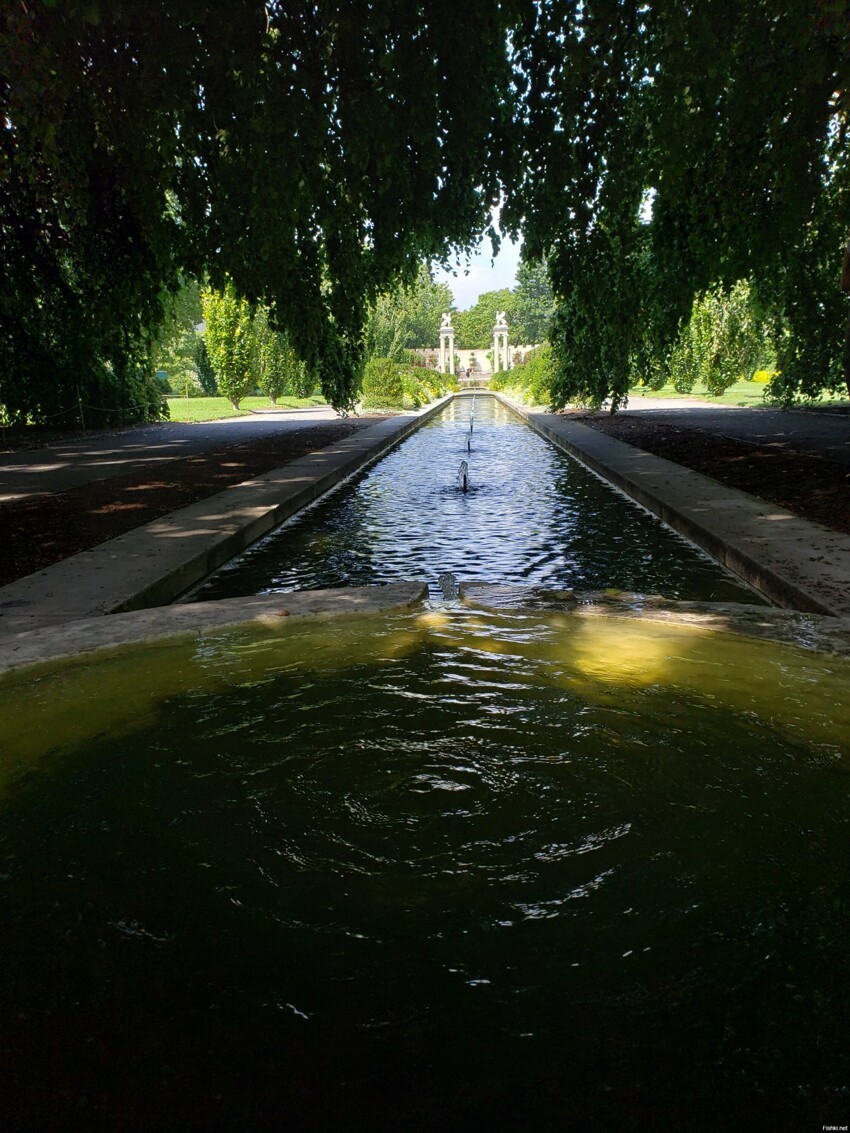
[434,205,522,310]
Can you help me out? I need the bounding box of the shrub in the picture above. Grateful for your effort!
[361,358,457,409]
[164,363,209,398]
[361,357,405,408]
[400,370,424,408]
[184,370,209,397]
[491,344,553,405]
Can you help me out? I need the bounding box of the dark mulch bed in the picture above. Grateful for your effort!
[0,417,386,587]
[573,412,850,537]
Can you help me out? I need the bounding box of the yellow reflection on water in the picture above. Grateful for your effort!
[539,614,850,749]
[558,618,695,686]
[415,611,451,630]
[1,607,848,795]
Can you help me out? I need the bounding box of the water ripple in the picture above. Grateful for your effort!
[192,397,760,604]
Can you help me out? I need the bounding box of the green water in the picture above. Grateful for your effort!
[2,610,849,1130]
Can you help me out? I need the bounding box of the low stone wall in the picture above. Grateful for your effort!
[459,582,850,657]
[5,579,849,682]
[0,396,451,636]
[492,391,850,618]
[0,582,430,676]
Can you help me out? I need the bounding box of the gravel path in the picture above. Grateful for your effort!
[0,416,387,587]
[0,407,339,503]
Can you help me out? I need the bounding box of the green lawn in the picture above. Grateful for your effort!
[628,379,850,409]
[165,395,327,422]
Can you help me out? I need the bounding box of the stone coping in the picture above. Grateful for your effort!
[5,381,849,665]
[5,578,850,682]
[492,392,850,618]
[0,397,451,637]
[0,582,430,677]
[459,582,850,657]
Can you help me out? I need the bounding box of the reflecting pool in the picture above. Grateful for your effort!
[2,608,847,1129]
[192,397,762,603]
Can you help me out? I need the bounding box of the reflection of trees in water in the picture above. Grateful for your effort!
[547,467,749,600]
[2,630,846,1131]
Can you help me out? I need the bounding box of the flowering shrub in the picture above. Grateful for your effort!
[490,344,553,406]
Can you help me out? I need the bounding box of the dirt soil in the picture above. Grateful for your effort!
[0,417,386,588]
[572,411,850,537]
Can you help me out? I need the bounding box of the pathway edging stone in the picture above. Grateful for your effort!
[0,399,450,636]
[493,392,850,617]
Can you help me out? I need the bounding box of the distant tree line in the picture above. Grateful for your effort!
[152,281,316,409]
[364,259,555,362]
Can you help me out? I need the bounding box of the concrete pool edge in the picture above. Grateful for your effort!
[0,397,451,637]
[458,582,850,658]
[5,383,849,653]
[0,582,431,676]
[4,581,850,679]
[491,392,850,617]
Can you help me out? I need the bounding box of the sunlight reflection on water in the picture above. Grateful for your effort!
[192,396,761,603]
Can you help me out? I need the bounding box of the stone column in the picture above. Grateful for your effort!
[492,316,509,373]
[439,315,454,375]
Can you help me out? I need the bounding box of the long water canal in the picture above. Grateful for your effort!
[192,395,759,603]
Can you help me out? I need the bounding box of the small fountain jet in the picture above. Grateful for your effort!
[457,460,469,493]
[438,572,459,600]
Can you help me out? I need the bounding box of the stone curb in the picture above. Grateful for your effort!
[6,578,849,681]
[493,393,850,617]
[0,582,429,677]
[0,399,450,636]
[458,582,850,657]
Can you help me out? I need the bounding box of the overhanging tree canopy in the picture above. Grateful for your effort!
[2,0,849,420]
[1,0,515,420]
[505,0,850,405]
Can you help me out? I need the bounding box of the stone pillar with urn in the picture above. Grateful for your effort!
[439,312,455,375]
[492,312,510,374]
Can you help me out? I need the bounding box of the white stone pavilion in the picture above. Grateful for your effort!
[415,315,538,383]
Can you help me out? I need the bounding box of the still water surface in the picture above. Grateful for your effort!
[192,396,760,603]
[1,610,848,1129]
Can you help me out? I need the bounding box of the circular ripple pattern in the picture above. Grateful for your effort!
[193,397,760,603]
[1,618,848,1130]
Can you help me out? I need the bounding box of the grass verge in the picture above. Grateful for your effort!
[165,395,327,422]
[628,379,850,409]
